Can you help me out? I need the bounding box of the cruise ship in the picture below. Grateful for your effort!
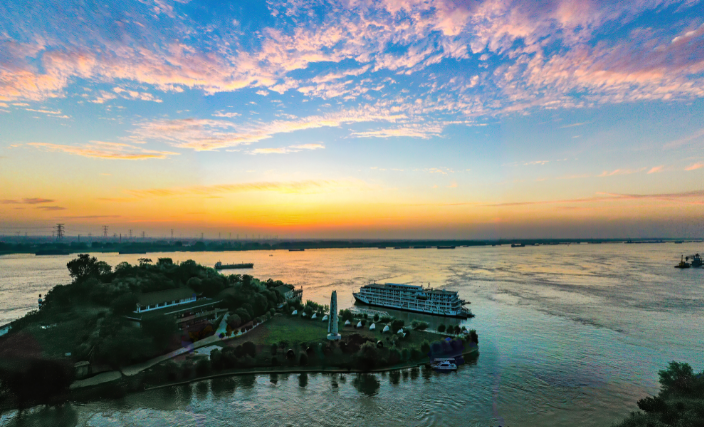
[353,283,472,318]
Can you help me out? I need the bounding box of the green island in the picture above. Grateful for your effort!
[0,255,479,412]
[613,361,704,427]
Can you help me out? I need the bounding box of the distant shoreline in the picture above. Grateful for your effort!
[2,238,701,257]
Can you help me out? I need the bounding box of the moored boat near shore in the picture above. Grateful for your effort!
[214,262,253,270]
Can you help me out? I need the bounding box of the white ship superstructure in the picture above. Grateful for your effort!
[353,283,472,318]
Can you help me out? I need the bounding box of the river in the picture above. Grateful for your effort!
[1,243,703,426]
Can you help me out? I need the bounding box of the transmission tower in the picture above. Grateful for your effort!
[55,224,65,240]
[142,231,146,239]
[171,229,174,241]
[129,229,132,240]
[102,225,108,239]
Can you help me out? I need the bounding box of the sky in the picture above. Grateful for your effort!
[1,0,704,239]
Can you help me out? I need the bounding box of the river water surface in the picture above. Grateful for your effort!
[1,244,703,426]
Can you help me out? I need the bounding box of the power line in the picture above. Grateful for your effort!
[55,224,65,240]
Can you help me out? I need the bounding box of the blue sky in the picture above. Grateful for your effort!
[1,0,703,238]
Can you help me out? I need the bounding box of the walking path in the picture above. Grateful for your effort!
[121,313,233,376]
[72,313,270,388]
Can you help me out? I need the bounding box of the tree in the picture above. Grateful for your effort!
[437,324,446,333]
[142,316,176,350]
[271,344,278,356]
[0,359,74,409]
[373,314,380,322]
[659,361,695,393]
[235,308,251,324]
[227,314,242,329]
[138,258,152,267]
[67,254,111,280]
[157,258,173,266]
[195,358,210,375]
[421,340,431,354]
[111,293,139,315]
[299,353,308,366]
[389,348,401,365]
[243,341,256,358]
[356,342,379,371]
[339,309,354,321]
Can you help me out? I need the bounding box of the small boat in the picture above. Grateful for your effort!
[687,254,702,268]
[511,243,525,248]
[436,246,455,249]
[675,255,690,269]
[214,261,253,270]
[431,360,457,372]
[289,248,305,252]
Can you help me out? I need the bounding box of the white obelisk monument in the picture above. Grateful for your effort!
[327,290,341,340]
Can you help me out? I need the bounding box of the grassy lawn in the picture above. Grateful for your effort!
[219,314,447,351]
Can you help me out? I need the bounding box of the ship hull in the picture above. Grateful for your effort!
[353,294,471,319]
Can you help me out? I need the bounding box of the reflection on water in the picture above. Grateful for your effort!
[351,374,381,397]
[1,244,703,426]
[3,406,78,427]
[298,373,308,388]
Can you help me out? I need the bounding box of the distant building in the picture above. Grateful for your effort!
[126,287,226,330]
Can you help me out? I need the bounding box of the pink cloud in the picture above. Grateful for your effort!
[685,163,703,171]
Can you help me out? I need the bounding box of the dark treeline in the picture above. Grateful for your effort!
[0,238,659,256]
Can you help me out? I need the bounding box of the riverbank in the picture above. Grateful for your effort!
[0,238,667,257]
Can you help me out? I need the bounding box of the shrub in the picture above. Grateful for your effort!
[373,314,379,322]
[420,340,431,354]
[299,353,308,366]
[414,321,429,331]
[242,341,256,357]
[437,324,446,333]
[391,319,404,332]
[411,348,421,360]
[339,309,354,321]
[234,345,244,358]
[355,341,379,371]
[210,349,223,370]
[195,358,210,375]
[389,348,401,365]
[469,329,478,344]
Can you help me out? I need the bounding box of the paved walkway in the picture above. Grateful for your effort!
[72,314,268,387]
[69,370,122,389]
[121,313,232,376]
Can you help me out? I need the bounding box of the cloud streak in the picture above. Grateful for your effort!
[250,143,325,154]
[27,141,179,160]
[123,179,368,198]
[130,108,406,150]
[486,190,704,207]
[1,198,55,204]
